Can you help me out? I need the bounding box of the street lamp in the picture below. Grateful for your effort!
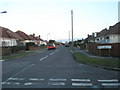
[0,11,7,13]
[47,33,50,42]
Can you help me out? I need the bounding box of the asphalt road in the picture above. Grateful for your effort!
[2,46,120,89]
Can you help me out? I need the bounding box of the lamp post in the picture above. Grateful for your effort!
[47,33,50,42]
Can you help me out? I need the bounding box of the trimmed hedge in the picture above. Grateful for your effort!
[26,42,35,50]
[11,46,26,53]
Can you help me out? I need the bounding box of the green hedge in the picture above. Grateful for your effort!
[11,46,26,53]
[26,42,36,50]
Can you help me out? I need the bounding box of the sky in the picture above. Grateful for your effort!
[0,0,119,42]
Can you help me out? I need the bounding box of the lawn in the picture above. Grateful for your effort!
[2,52,35,60]
[73,52,120,69]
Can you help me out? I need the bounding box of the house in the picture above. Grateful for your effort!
[94,22,120,44]
[0,27,23,47]
[34,35,47,46]
[106,22,120,43]
[85,22,120,57]
[16,30,33,45]
[95,28,109,43]
[16,31,46,46]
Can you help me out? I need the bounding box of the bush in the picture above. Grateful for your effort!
[26,42,35,50]
[11,46,26,53]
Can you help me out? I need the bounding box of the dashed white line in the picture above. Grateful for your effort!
[48,82,65,86]
[71,79,90,82]
[8,78,25,81]
[50,52,54,55]
[72,83,92,86]
[98,79,118,82]
[29,78,45,81]
[3,64,35,84]
[5,82,20,85]
[40,55,48,61]
[102,83,120,87]
[49,79,67,81]
[24,82,33,85]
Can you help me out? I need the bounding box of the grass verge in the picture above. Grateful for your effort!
[73,52,120,69]
[2,52,35,60]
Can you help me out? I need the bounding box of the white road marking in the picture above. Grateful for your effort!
[48,82,65,86]
[72,83,92,86]
[55,49,59,52]
[3,64,35,84]
[71,50,73,54]
[0,60,4,62]
[49,79,67,81]
[5,82,20,85]
[9,78,25,81]
[98,79,118,82]
[71,79,90,82]
[1,82,7,85]
[50,52,54,55]
[29,78,45,81]
[24,82,32,85]
[40,55,48,61]
[102,83,120,86]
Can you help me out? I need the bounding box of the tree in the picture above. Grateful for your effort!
[49,40,55,43]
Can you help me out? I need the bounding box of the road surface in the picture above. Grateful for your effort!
[2,46,120,89]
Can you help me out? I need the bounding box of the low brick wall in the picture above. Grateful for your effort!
[2,46,12,56]
[1,46,26,56]
[79,43,120,57]
[28,46,47,51]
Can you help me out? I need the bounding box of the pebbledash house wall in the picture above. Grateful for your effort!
[85,43,120,57]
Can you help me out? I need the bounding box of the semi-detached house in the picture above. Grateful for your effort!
[95,22,120,44]
[0,26,23,47]
[0,27,45,47]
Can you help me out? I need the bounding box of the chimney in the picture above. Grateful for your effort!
[87,34,90,37]
[39,35,40,38]
[33,33,35,37]
[92,33,95,37]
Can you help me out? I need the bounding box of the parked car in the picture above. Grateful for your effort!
[47,43,56,50]
[65,44,69,47]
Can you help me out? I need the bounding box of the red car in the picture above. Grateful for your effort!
[47,44,56,50]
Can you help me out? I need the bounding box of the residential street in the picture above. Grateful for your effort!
[2,46,120,89]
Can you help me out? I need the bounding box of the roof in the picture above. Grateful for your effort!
[0,26,10,38]
[29,35,36,40]
[0,27,44,41]
[98,28,109,37]
[0,27,23,40]
[16,30,30,40]
[108,22,120,34]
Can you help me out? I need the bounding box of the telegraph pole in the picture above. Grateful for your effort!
[69,30,70,43]
[71,10,73,49]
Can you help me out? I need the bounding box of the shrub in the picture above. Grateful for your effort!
[11,46,26,53]
[26,42,35,50]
